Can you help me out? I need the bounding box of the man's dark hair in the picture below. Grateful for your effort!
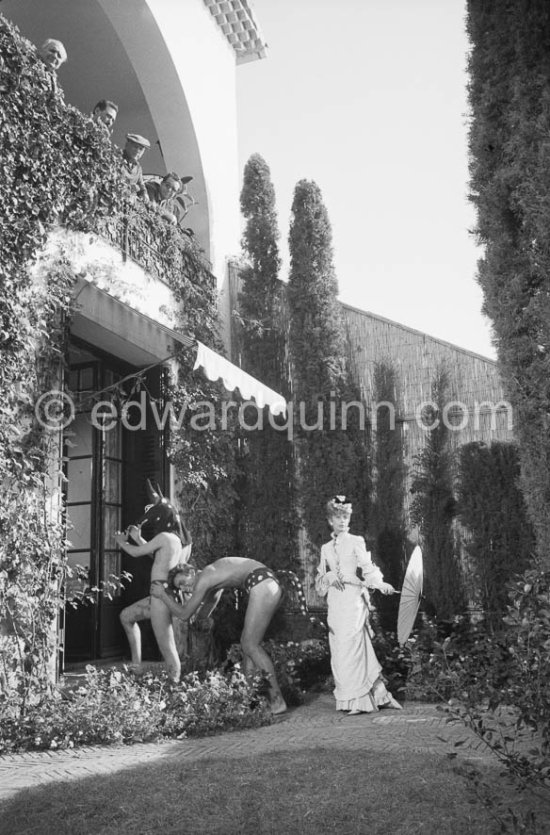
[162,172,182,188]
[93,99,119,113]
[167,563,196,590]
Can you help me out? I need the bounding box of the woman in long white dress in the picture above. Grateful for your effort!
[316,496,402,714]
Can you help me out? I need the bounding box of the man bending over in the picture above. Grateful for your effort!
[151,557,287,714]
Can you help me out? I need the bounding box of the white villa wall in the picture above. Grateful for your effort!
[101,0,242,282]
[146,0,241,273]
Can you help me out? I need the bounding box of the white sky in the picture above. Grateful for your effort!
[236,0,495,359]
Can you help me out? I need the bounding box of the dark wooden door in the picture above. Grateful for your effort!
[64,363,100,662]
[63,356,126,663]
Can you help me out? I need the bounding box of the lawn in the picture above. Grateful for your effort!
[1,745,539,835]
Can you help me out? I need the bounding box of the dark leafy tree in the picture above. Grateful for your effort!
[410,369,465,620]
[237,154,297,569]
[370,362,409,629]
[239,153,282,386]
[467,0,550,564]
[287,179,370,551]
[457,441,535,629]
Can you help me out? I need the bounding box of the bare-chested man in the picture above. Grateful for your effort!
[114,482,191,682]
[151,557,287,714]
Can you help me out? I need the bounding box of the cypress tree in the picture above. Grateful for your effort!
[288,179,370,551]
[467,0,550,564]
[239,153,284,388]
[370,362,409,629]
[237,154,296,569]
[457,441,535,629]
[410,369,465,620]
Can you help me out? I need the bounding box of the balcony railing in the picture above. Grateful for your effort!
[98,200,214,293]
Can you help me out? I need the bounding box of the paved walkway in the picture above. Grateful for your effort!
[0,695,493,801]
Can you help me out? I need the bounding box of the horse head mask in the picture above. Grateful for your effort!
[136,480,191,547]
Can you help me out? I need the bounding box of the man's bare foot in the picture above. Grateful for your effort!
[127,663,144,677]
[270,696,287,715]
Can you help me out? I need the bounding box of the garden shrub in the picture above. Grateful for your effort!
[403,567,550,791]
[402,615,510,703]
[457,441,535,630]
[410,368,466,619]
[368,614,410,700]
[370,362,410,631]
[226,638,331,706]
[0,665,270,754]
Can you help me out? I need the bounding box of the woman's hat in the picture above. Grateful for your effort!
[326,495,352,516]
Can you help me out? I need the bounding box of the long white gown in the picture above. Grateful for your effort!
[316,532,398,712]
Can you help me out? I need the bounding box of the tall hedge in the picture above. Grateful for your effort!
[467,1,550,564]
[237,154,297,569]
[287,179,370,550]
[457,441,535,628]
[370,362,409,628]
[410,369,465,620]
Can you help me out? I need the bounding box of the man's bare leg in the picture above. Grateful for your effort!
[241,581,287,714]
[151,596,181,683]
[120,597,151,671]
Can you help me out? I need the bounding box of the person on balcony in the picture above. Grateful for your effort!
[145,172,182,225]
[172,175,196,233]
[92,99,118,136]
[37,38,67,98]
[121,133,150,202]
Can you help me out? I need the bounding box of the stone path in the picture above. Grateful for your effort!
[0,695,493,801]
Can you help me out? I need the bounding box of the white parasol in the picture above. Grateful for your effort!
[397,546,423,646]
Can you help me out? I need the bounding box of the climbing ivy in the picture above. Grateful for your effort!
[0,14,238,706]
[0,15,125,707]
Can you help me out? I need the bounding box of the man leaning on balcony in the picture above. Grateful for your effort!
[121,133,150,202]
[146,172,182,226]
[92,99,118,137]
[37,38,67,99]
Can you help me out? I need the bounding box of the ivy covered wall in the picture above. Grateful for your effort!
[0,15,239,699]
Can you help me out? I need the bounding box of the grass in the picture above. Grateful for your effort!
[2,745,543,835]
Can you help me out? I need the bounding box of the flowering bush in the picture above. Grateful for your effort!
[0,664,270,754]
[400,613,511,703]
[226,638,331,706]
[370,624,410,700]
[398,567,550,796]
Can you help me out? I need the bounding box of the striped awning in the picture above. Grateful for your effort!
[194,341,286,416]
[71,280,286,417]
